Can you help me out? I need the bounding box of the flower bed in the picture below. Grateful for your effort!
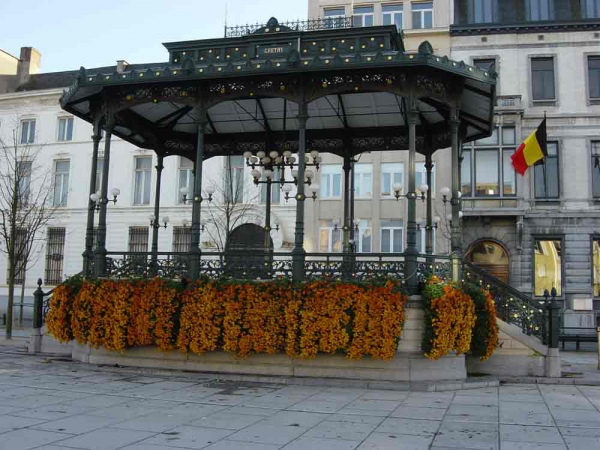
[46,277,407,361]
[422,277,499,361]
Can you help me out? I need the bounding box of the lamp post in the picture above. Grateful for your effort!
[89,188,120,212]
[392,183,429,202]
[244,149,321,251]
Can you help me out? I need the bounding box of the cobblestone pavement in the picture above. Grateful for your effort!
[1,349,600,449]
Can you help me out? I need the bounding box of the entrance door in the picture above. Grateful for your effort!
[225,224,272,278]
[468,241,509,283]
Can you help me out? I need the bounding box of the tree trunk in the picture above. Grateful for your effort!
[19,275,26,327]
[6,159,19,340]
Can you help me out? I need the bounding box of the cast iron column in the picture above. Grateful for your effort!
[188,108,207,281]
[82,122,102,276]
[425,154,434,256]
[292,98,308,282]
[450,106,462,282]
[405,98,419,294]
[93,114,114,278]
[150,154,164,276]
[264,177,272,250]
[350,157,356,247]
[342,153,352,279]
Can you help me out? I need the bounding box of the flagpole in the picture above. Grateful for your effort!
[542,110,547,197]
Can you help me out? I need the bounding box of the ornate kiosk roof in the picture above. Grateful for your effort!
[61,17,497,160]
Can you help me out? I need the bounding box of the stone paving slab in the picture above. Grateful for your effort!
[3,349,600,449]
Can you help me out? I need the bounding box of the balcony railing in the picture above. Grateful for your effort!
[225,17,354,38]
[102,250,451,283]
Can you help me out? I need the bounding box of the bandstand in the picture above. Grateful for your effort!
[60,17,497,293]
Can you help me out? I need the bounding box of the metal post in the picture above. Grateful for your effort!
[596,315,600,370]
[450,106,462,282]
[83,123,102,277]
[32,278,43,330]
[405,96,419,294]
[342,154,352,279]
[425,154,434,256]
[150,154,164,277]
[264,177,272,250]
[94,114,114,278]
[292,97,308,282]
[546,288,560,349]
[188,107,207,281]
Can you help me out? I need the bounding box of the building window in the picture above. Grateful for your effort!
[17,160,32,205]
[133,157,153,205]
[468,0,495,23]
[53,160,70,207]
[128,226,149,253]
[178,157,194,204]
[534,239,562,296]
[20,119,36,144]
[473,58,496,73]
[319,220,342,252]
[593,141,600,197]
[354,164,373,198]
[45,228,66,285]
[320,164,342,199]
[531,57,556,101]
[381,220,403,253]
[224,155,244,203]
[462,127,516,197]
[526,0,555,21]
[534,142,559,199]
[381,163,404,197]
[260,172,281,204]
[593,239,600,298]
[582,0,600,18]
[412,2,433,29]
[353,5,374,27]
[173,226,192,253]
[356,219,372,253]
[416,162,436,192]
[57,117,74,142]
[382,3,403,29]
[323,7,346,28]
[588,56,600,100]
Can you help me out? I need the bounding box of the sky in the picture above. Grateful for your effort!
[0,0,308,73]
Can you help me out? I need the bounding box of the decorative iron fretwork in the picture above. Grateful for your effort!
[225,17,353,38]
[463,261,547,344]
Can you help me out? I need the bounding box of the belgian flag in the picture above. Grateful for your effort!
[511,119,547,176]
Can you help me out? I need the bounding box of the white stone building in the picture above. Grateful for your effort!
[451,0,600,314]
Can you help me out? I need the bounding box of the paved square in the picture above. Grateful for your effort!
[1,348,600,449]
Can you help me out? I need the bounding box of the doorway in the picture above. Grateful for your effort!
[467,241,510,283]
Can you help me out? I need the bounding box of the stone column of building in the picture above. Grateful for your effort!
[83,120,102,276]
[188,107,207,281]
[150,154,164,276]
[405,96,419,294]
[93,114,115,278]
[292,97,308,281]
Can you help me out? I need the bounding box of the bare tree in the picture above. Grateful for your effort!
[0,121,57,339]
[201,155,262,251]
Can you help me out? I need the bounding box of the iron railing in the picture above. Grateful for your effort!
[103,250,452,282]
[463,260,548,344]
[225,17,354,38]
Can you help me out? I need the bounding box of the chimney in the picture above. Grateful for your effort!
[16,47,41,87]
[116,60,129,73]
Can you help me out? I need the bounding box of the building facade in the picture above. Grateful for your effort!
[2,0,600,322]
[451,0,600,313]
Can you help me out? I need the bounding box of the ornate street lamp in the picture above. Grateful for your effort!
[89,188,120,212]
[393,183,429,202]
[180,185,215,204]
[149,214,170,229]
